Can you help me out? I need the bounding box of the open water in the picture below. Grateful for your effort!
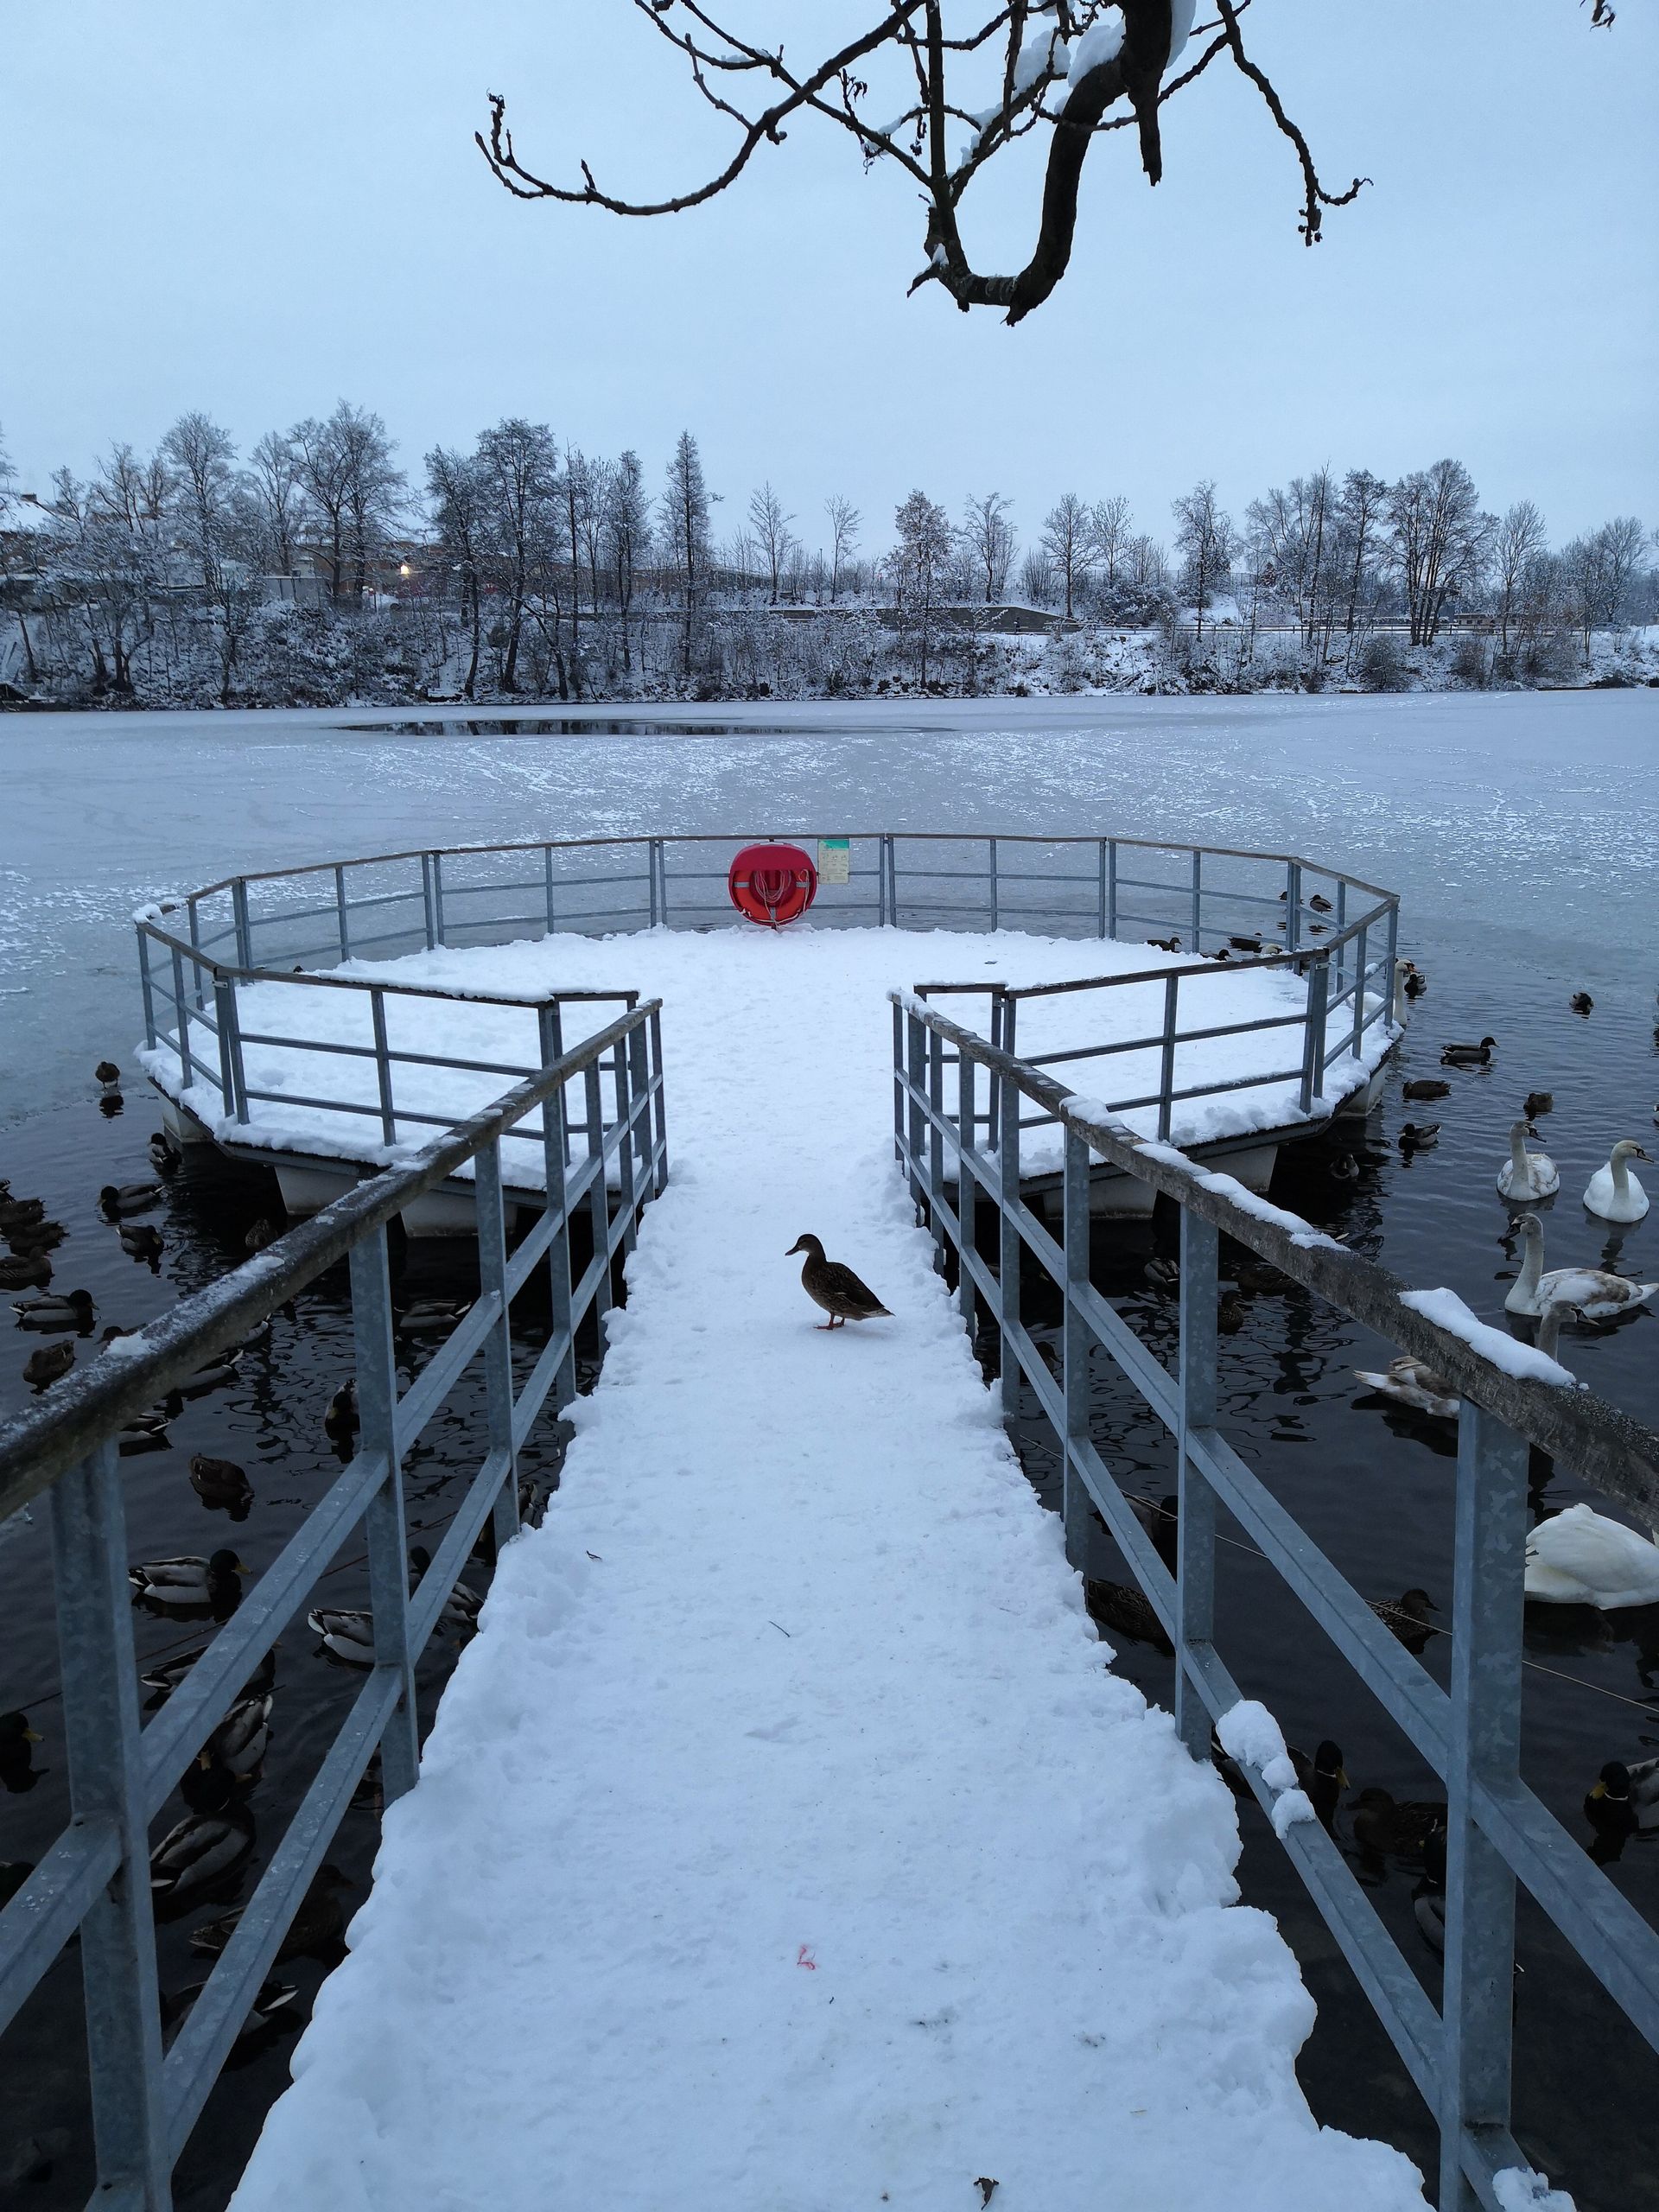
[1,691,1656,2208]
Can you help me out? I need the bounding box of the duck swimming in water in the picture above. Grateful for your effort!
[1440,1035,1497,1066]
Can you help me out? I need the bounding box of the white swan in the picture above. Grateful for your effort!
[1496,1118,1559,1202]
[1524,1503,1659,1609]
[1583,1139,1650,1224]
[1503,1214,1658,1321]
[1352,1356,1459,1419]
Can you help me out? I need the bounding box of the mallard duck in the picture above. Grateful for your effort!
[93,1060,121,1086]
[1523,1090,1554,1119]
[189,1864,350,1961]
[1326,1152,1359,1184]
[1583,1140,1649,1224]
[408,1545,482,1633]
[0,1251,51,1289]
[1368,1587,1439,1653]
[1217,1289,1247,1333]
[149,1767,254,1898]
[323,1379,359,1442]
[118,1223,164,1264]
[22,1339,75,1389]
[99,1181,161,1217]
[1569,991,1593,1015]
[396,1300,471,1338]
[1351,1786,1446,1863]
[140,1642,274,1700]
[1143,1255,1180,1294]
[1402,1077,1451,1103]
[1583,1757,1659,1841]
[149,1128,183,1173]
[161,1974,297,2042]
[244,1217,278,1254]
[1402,966,1427,1000]
[176,1349,242,1397]
[1399,1122,1440,1150]
[1083,1578,1173,1655]
[1145,935,1180,953]
[118,1410,171,1457]
[1228,933,1262,953]
[0,1713,44,1791]
[204,1692,273,1777]
[1352,1356,1459,1419]
[189,1454,253,1516]
[1288,1739,1348,1833]
[308,1607,375,1665]
[1128,1491,1179,1573]
[1497,1119,1559,1202]
[1524,1504,1659,1609]
[1503,1214,1656,1321]
[1233,1260,1293,1294]
[8,1220,65,1255]
[0,1193,46,1228]
[129,1550,248,1611]
[785,1236,891,1328]
[12,1287,96,1332]
[1440,1035,1497,1066]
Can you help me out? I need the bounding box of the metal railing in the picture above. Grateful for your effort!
[0,999,668,2209]
[145,830,1398,974]
[892,990,1659,2212]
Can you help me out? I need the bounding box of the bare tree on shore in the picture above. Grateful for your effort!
[1041,493,1091,619]
[747,482,798,606]
[825,495,861,604]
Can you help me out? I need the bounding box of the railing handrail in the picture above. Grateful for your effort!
[0,998,661,1518]
[163,828,1399,911]
[893,990,1659,1531]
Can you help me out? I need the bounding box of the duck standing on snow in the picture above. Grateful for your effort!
[1524,1503,1659,1610]
[1503,1215,1657,1321]
[1497,1120,1559,1202]
[785,1236,891,1330]
[1583,1140,1649,1224]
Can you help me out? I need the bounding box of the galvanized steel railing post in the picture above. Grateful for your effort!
[892,1001,905,1164]
[349,1225,420,1802]
[232,877,253,970]
[169,944,192,1091]
[988,837,1000,932]
[49,1440,170,2209]
[926,1028,945,1230]
[474,1138,521,1551]
[187,896,206,1009]
[1285,860,1302,952]
[137,926,157,1049]
[1061,1128,1100,1573]
[1174,1211,1219,1761]
[584,1059,613,1325]
[1440,1402,1529,2210]
[1107,840,1118,939]
[370,988,396,1146]
[999,1063,1022,1425]
[213,976,250,1124]
[1189,849,1203,951]
[648,1006,669,1194]
[1157,972,1179,1141]
[334,865,352,962]
[1352,921,1369,1058]
[882,834,897,926]
[906,1010,926,1212]
[537,1006,578,1414]
[627,1018,651,1184]
[613,1036,638,1251]
[649,837,664,926]
[957,1054,976,1331]
[430,851,447,946]
[1096,839,1109,937]
[1302,956,1331,1109]
[419,854,437,950]
[543,845,556,934]
[1386,898,1399,1004]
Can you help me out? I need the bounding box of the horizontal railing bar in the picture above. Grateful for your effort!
[162,1664,403,2156]
[0,1001,661,1515]
[0,1822,122,2037]
[1003,953,1309,999]
[140,1450,391,1815]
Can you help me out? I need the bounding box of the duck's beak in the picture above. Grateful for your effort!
[197,1751,213,1769]
[1338,1767,1351,1789]
[234,1559,251,1575]
[23,1727,41,1744]
[1591,1781,1606,1800]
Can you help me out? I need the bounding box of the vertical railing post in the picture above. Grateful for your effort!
[988,836,1000,932]
[1351,921,1370,1058]
[584,1059,613,1324]
[543,846,556,935]
[419,855,437,951]
[137,926,157,1049]
[430,851,447,947]
[169,944,192,1092]
[957,1051,976,1332]
[613,1033,638,1253]
[649,837,664,927]
[906,1009,926,1213]
[892,1002,906,1166]
[1157,973,1179,1142]
[999,1056,1023,1427]
[187,897,206,1008]
[334,865,352,963]
[987,988,1003,1148]
[1107,840,1118,940]
[213,975,249,1124]
[371,988,397,1147]
[474,1137,521,1552]
[232,877,253,970]
[1302,957,1331,1111]
[1174,1211,1219,1761]
[658,843,672,927]
[537,1006,578,1415]
[1285,860,1302,952]
[49,1441,169,2210]
[648,1006,669,1193]
[1097,839,1109,938]
[1061,1127,1102,1574]
[350,1223,419,1802]
[927,1028,945,1237]
[883,834,897,927]
[1385,897,1399,1014]
[1190,849,1203,952]
[1439,1402,1529,2211]
[627,1017,651,1185]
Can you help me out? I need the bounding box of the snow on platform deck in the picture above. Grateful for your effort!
[230,932,1423,2212]
[145,925,1388,1190]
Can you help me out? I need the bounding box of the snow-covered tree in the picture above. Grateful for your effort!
[887,488,954,685]
[747,482,797,607]
[1385,460,1494,649]
[1040,493,1091,618]
[960,492,1016,605]
[1172,480,1236,645]
[661,432,715,676]
[824,495,861,604]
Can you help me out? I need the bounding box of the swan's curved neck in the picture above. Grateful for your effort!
[1510,1125,1530,1179]
[1535,1305,1566,1361]
[1514,1229,1543,1299]
[1610,1148,1631,1196]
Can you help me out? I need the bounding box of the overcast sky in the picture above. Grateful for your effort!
[3,3,1654,550]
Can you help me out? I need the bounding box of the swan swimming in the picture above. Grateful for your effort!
[1524,1503,1659,1610]
[1503,1214,1658,1322]
[1496,1119,1559,1203]
[1583,1139,1650,1224]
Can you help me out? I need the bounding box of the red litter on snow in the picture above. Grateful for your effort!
[728,842,817,928]
[796,1944,817,1970]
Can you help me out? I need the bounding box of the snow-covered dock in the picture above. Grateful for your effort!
[227,931,1424,2212]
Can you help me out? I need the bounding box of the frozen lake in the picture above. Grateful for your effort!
[3,690,1656,1128]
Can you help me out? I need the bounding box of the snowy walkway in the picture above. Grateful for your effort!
[231,931,1425,2212]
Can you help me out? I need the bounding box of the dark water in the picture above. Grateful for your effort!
[3,695,1657,2207]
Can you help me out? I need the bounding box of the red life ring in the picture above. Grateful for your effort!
[728,842,818,928]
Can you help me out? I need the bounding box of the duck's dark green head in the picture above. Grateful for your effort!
[1313,1740,1347,1786]
[207,1549,249,1579]
[1592,1761,1631,1803]
[0,1713,42,1747]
